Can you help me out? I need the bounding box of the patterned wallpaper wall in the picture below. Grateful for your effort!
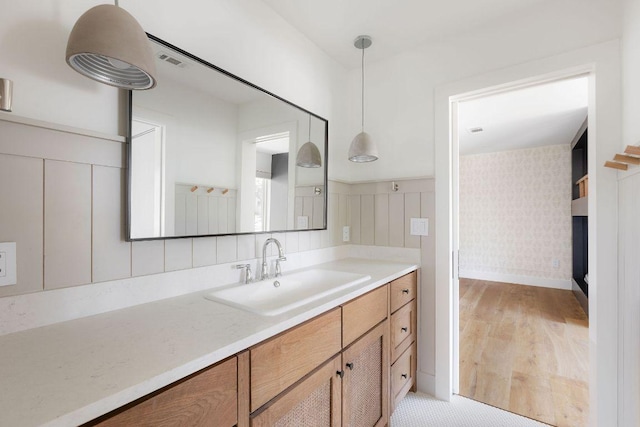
[459,144,572,284]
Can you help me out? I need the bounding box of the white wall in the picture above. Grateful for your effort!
[620,1,640,425]
[337,0,622,183]
[459,145,573,289]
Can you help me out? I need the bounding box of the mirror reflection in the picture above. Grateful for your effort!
[128,35,328,240]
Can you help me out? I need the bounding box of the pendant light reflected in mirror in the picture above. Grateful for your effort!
[296,114,322,168]
[348,35,378,163]
[66,1,157,90]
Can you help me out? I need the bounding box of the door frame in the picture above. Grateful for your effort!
[432,40,621,425]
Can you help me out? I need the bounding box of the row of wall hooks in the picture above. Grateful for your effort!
[604,145,640,170]
[189,185,229,195]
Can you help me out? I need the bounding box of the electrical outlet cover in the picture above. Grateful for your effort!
[0,242,17,286]
[342,226,350,242]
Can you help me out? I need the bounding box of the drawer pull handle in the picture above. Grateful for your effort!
[337,370,344,378]
[402,289,410,294]
[401,373,408,379]
[346,362,354,370]
[401,327,408,333]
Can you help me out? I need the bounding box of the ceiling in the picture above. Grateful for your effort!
[261,0,550,68]
[458,76,588,155]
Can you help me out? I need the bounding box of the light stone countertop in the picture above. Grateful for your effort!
[0,258,417,427]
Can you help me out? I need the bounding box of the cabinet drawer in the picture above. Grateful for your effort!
[390,271,417,313]
[250,308,341,412]
[90,356,238,427]
[391,344,416,412]
[390,299,416,362]
[342,285,388,348]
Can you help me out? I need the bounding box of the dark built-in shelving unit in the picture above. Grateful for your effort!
[571,122,588,315]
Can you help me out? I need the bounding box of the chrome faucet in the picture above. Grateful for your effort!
[261,237,286,279]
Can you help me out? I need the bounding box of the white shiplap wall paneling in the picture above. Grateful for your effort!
[92,166,131,283]
[360,194,375,245]
[44,160,92,290]
[0,154,43,297]
[389,193,405,248]
[404,193,421,249]
[237,234,256,261]
[174,194,186,236]
[132,240,165,277]
[216,236,238,264]
[197,196,209,235]
[374,194,390,246]
[193,236,217,268]
[312,196,324,229]
[165,239,193,272]
[349,195,361,244]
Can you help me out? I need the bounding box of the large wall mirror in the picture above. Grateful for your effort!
[128,34,328,240]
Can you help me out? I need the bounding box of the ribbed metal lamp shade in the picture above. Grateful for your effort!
[348,131,378,162]
[66,5,157,90]
[296,141,322,168]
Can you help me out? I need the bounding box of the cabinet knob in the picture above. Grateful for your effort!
[337,370,344,378]
[346,362,354,370]
[402,289,410,294]
[401,327,408,333]
[401,373,408,379]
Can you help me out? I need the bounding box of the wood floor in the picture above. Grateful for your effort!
[459,279,589,426]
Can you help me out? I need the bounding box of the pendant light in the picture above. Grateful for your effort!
[348,35,378,162]
[66,1,157,90]
[296,115,322,168]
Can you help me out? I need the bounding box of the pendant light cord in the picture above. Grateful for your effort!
[361,44,365,132]
[114,0,119,6]
[308,115,312,140]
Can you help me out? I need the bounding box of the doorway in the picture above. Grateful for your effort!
[454,77,590,425]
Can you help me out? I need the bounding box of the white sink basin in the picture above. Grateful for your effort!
[205,269,371,316]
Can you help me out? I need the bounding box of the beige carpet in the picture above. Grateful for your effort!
[391,392,550,426]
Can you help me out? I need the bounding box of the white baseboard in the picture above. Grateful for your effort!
[459,270,572,290]
[416,371,436,396]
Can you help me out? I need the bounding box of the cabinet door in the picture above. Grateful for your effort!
[251,308,342,411]
[251,355,342,427]
[90,356,237,427]
[342,321,389,427]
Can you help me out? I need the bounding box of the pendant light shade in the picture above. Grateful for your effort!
[297,115,322,168]
[348,131,378,162]
[296,141,322,168]
[348,35,378,163]
[66,4,157,90]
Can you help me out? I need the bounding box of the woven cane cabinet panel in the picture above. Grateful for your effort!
[342,321,389,427]
[251,356,341,427]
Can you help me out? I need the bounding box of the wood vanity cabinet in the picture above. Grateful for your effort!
[85,356,238,427]
[249,285,390,427]
[86,269,418,427]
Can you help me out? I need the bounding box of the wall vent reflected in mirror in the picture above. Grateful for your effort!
[127,34,328,240]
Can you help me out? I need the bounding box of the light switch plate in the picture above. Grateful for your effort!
[0,242,17,286]
[410,218,429,236]
[297,216,309,229]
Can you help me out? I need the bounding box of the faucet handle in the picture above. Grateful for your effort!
[233,264,252,284]
[274,258,283,277]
